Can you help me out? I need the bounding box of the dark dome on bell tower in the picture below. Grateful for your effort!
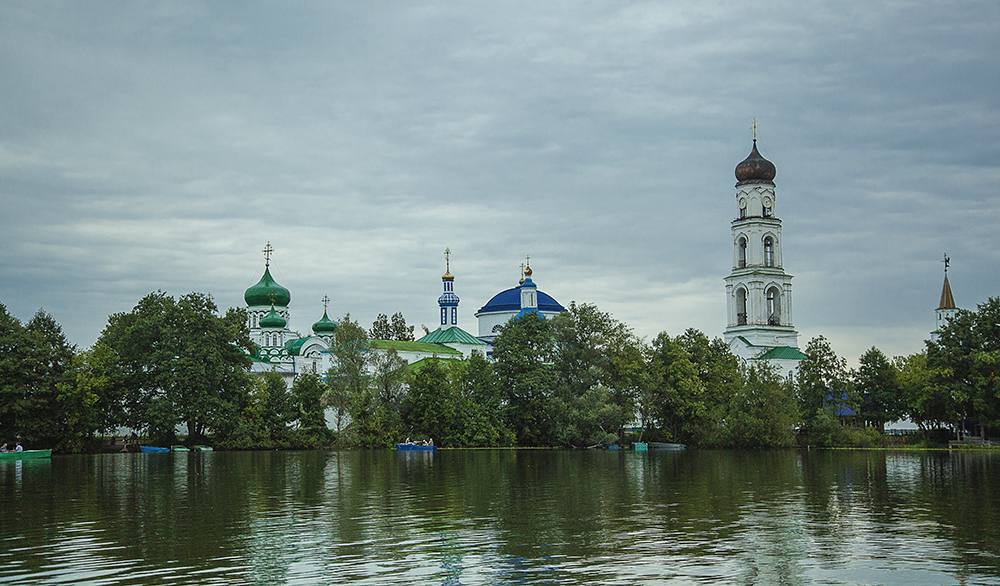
[735,140,776,185]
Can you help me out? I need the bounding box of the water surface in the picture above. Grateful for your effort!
[2,449,998,585]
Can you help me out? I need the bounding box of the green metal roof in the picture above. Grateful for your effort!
[756,346,807,360]
[407,357,463,371]
[417,326,486,346]
[369,339,462,355]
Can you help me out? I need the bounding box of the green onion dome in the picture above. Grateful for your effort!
[259,305,286,329]
[312,310,338,334]
[244,267,291,307]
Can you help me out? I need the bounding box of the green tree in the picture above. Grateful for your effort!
[97,291,254,444]
[796,335,851,430]
[549,302,644,443]
[402,358,459,445]
[928,297,1000,438]
[492,311,556,446]
[459,351,514,446]
[710,362,798,448]
[292,372,330,440]
[261,371,294,441]
[56,343,125,452]
[370,312,415,341]
[854,347,903,432]
[369,313,392,340]
[645,332,708,443]
[0,306,76,449]
[897,352,954,433]
[390,312,415,341]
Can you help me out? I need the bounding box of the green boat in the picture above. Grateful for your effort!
[0,449,52,460]
[171,445,190,452]
[191,445,213,451]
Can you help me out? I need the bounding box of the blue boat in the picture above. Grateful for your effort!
[396,444,437,451]
[139,446,171,454]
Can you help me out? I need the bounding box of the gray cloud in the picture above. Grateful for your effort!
[1,0,997,365]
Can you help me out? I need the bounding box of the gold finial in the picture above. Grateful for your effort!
[751,118,759,142]
[519,262,525,284]
[322,295,330,311]
[262,242,274,267]
[442,247,454,280]
[523,255,532,277]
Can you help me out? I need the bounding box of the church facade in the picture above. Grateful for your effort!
[723,138,805,377]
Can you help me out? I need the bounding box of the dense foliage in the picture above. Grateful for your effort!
[2,295,997,452]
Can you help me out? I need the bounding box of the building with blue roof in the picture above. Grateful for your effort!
[475,258,566,347]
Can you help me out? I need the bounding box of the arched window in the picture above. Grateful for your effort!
[738,237,747,268]
[767,287,781,325]
[736,288,747,325]
[763,237,774,267]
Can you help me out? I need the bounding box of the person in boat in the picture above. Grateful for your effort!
[14,442,23,452]
[427,438,434,447]
[0,443,7,453]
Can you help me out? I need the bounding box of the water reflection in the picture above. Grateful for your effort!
[2,450,1000,584]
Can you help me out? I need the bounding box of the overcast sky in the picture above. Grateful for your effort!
[1,1,997,365]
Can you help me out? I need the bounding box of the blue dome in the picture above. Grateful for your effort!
[477,285,566,315]
[438,291,460,306]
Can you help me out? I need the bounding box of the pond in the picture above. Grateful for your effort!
[2,449,999,585]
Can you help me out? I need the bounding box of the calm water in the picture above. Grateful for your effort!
[2,449,999,585]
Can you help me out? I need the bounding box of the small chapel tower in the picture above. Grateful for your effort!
[724,125,803,374]
[931,254,958,342]
[438,248,460,327]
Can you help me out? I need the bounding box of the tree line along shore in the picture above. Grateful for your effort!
[1,292,998,453]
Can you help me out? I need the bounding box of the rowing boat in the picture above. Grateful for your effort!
[0,449,52,460]
[139,446,171,454]
[396,444,436,451]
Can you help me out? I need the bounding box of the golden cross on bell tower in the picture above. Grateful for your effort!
[751,117,759,141]
[322,295,330,311]
[262,242,274,267]
[444,247,451,272]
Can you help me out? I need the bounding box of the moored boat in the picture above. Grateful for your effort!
[171,445,190,452]
[647,442,686,450]
[396,444,437,451]
[0,449,52,460]
[191,445,213,451]
[633,442,648,451]
[139,446,171,454]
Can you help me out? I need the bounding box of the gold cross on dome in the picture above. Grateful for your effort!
[322,295,330,311]
[751,118,759,141]
[444,247,451,271]
[262,242,274,267]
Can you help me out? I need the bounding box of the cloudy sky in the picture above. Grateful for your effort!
[1,1,997,365]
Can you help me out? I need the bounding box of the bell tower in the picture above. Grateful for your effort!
[724,125,799,353]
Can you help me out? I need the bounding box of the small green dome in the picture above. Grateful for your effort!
[244,267,291,307]
[312,310,338,334]
[259,306,286,329]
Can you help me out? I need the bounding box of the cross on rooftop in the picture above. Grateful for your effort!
[322,295,329,311]
[262,242,273,267]
[751,117,759,141]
